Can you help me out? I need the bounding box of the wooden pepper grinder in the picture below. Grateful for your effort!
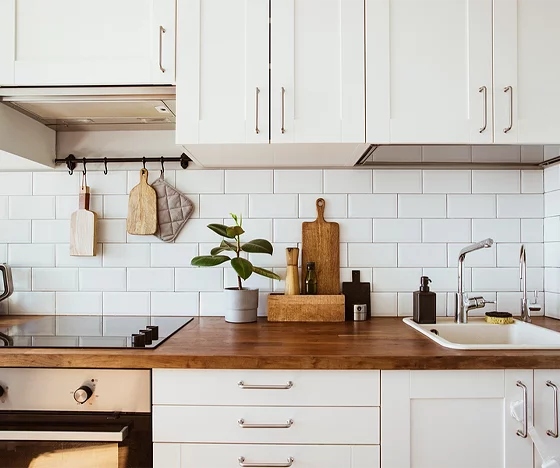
[285,247,300,295]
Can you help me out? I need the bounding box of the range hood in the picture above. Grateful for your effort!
[0,86,176,131]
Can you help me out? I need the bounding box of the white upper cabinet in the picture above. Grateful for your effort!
[270,0,365,143]
[366,0,493,144]
[494,0,560,144]
[0,0,175,86]
[176,0,269,144]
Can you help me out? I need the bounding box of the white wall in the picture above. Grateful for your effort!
[0,167,545,328]
[545,165,560,318]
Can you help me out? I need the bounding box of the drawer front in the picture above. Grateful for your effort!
[153,369,380,406]
[153,406,379,444]
[180,444,380,468]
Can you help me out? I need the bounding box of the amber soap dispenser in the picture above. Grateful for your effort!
[413,276,436,324]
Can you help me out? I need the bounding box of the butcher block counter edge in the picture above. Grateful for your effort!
[1,317,560,370]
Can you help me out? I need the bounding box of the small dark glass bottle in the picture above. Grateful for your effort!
[305,262,317,295]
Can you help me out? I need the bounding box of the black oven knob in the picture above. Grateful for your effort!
[73,385,93,404]
[0,386,5,397]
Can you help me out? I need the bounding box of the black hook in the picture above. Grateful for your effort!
[103,158,108,175]
[142,157,146,169]
[66,154,76,175]
[82,158,87,175]
[180,153,191,169]
[160,157,165,175]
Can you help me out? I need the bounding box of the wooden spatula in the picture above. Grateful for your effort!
[127,168,157,235]
[70,185,97,256]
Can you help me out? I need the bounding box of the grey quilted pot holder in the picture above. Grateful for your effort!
[151,175,194,242]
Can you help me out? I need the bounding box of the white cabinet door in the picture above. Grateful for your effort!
[494,0,560,144]
[381,370,533,468]
[366,0,493,144]
[176,0,269,144]
[534,370,560,466]
[0,0,175,86]
[270,0,365,143]
[154,443,180,468]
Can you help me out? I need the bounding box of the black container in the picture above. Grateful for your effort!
[413,276,436,324]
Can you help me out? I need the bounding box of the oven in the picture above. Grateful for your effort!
[0,369,151,468]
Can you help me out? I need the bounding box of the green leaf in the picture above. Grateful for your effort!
[231,257,253,280]
[241,239,274,255]
[207,223,235,238]
[210,240,237,255]
[226,226,245,238]
[191,255,231,267]
[252,266,281,281]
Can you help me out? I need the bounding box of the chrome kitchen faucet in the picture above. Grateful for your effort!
[520,245,531,323]
[455,238,495,324]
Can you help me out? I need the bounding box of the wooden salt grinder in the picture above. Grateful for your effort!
[285,247,300,295]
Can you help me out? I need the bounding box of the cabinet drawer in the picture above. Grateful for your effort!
[153,406,379,444]
[153,369,380,406]
[179,444,380,468]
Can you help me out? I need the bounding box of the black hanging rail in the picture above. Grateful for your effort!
[55,153,192,175]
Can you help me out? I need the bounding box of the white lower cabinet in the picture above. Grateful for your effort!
[534,370,560,467]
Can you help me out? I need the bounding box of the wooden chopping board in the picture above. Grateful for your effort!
[70,185,97,256]
[127,168,157,235]
[301,198,340,294]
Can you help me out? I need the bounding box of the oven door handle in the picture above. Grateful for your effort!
[0,426,128,442]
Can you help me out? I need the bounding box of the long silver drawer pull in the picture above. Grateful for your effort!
[238,381,293,390]
[238,456,294,467]
[546,381,559,438]
[238,418,294,429]
[255,87,260,134]
[281,87,286,134]
[516,380,528,438]
[503,86,513,133]
[478,86,487,133]
[159,26,166,73]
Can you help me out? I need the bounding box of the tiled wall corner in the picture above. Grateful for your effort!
[544,165,560,318]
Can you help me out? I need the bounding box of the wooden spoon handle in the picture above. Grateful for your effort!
[316,198,326,222]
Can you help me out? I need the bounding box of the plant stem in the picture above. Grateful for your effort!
[236,234,242,290]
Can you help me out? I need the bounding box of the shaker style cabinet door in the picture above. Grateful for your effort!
[270,0,365,143]
[366,0,493,144]
[494,0,560,144]
[534,370,560,466]
[176,0,269,144]
[381,370,533,468]
[0,0,175,86]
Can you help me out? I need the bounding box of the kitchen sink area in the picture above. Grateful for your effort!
[404,317,560,350]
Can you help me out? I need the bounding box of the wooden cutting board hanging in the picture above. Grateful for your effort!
[70,184,97,256]
[127,168,157,235]
[301,198,340,294]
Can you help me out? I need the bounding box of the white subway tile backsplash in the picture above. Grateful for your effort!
[86,172,127,195]
[545,190,560,217]
[103,244,150,267]
[0,245,7,263]
[545,243,560,268]
[374,219,421,242]
[498,194,543,218]
[447,195,496,218]
[472,268,519,291]
[175,170,224,194]
[200,194,248,218]
[55,195,103,219]
[545,165,560,192]
[273,219,309,243]
[373,170,421,194]
[151,292,199,316]
[423,219,471,243]
[79,268,126,291]
[498,243,543,267]
[199,292,224,316]
[56,244,102,267]
[127,268,174,292]
[226,170,273,193]
[151,244,198,267]
[497,292,524,315]
[32,220,69,243]
[528,267,544,292]
[0,220,31,243]
[397,292,413,316]
[33,172,79,195]
[33,268,78,291]
[9,196,55,219]
[372,268,421,292]
[299,194,347,218]
[127,170,175,192]
[12,268,31,291]
[0,173,32,195]
[56,292,103,315]
[336,219,372,242]
[521,219,543,243]
[472,219,520,243]
[398,244,447,267]
[0,197,7,219]
[348,243,397,267]
[522,171,543,194]
[104,317,149,336]
[274,170,322,194]
[370,292,397,316]
[9,244,55,267]
[175,218,221,243]
[103,195,129,218]
[545,217,560,242]
[423,170,471,194]
[9,292,55,314]
[546,268,560,294]
[472,170,520,194]
[103,292,150,315]
[348,194,397,218]
[398,195,446,218]
[546,292,560,318]
[324,170,372,193]
[423,267,471,292]
[97,219,127,243]
[248,243,293,268]
[250,194,298,218]
[176,268,222,291]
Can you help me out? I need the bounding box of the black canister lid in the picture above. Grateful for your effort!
[420,276,432,292]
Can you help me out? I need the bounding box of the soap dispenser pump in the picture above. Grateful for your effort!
[413,276,436,324]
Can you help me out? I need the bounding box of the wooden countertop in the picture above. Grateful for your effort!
[1,316,560,369]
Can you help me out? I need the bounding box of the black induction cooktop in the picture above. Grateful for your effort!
[0,316,193,349]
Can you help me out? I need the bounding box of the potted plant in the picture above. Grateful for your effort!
[191,213,280,323]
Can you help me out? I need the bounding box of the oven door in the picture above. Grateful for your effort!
[0,411,151,468]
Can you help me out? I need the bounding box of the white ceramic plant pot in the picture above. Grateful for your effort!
[224,287,259,323]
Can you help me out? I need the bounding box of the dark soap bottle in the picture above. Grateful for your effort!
[413,276,436,324]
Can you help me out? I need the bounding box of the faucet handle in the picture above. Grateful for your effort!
[465,296,494,311]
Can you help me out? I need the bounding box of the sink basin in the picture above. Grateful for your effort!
[403,317,560,350]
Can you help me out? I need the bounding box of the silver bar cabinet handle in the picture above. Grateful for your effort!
[478,86,487,133]
[238,456,294,467]
[238,381,293,390]
[516,381,528,438]
[238,418,294,429]
[281,87,286,134]
[503,86,513,133]
[255,87,260,134]
[159,26,166,73]
[546,380,559,438]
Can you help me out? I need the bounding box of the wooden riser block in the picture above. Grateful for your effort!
[267,293,345,322]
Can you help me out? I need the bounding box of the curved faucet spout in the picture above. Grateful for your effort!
[458,238,494,260]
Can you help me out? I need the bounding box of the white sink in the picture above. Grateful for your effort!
[403,317,560,350]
